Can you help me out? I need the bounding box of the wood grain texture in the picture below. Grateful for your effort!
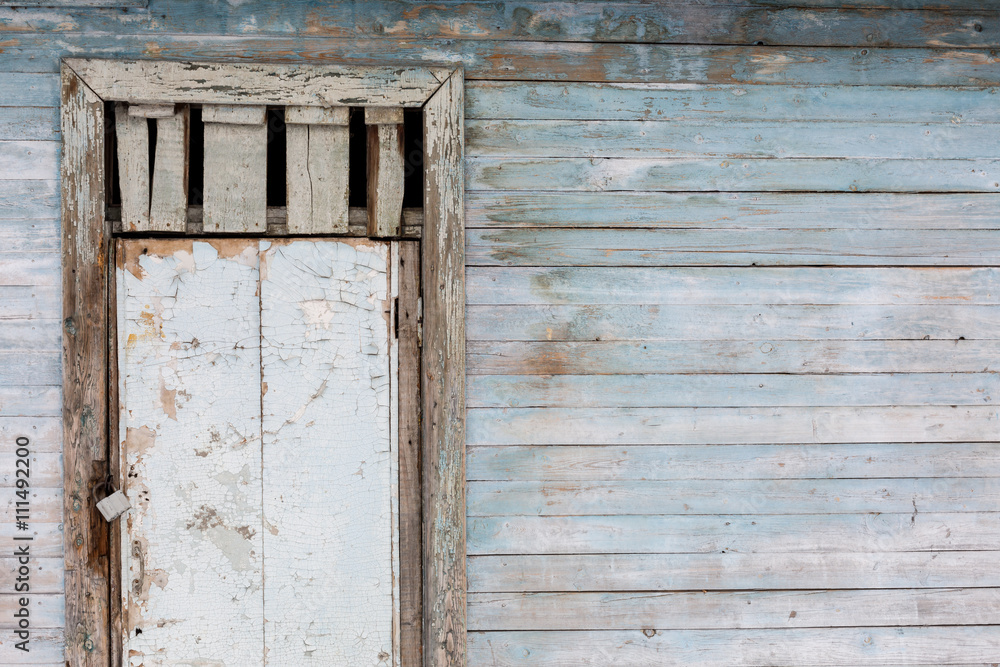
[0,39,994,87]
[466,157,1000,193]
[202,107,267,233]
[7,3,1000,48]
[367,120,405,237]
[118,239,264,664]
[114,102,149,231]
[467,340,1000,375]
[397,242,423,666]
[467,228,1000,266]
[66,59,450,106]
[61,62,108,667]
[467,551,1000,592]
[467,478,1000,515]
[467,267,1000,305]
[466,192,1000,230]
[467,627,1000,665]
[467,304,1000,341]
[147,105,188,232]
[466,81,1000,123]
[285,121,350,233]
[467,443,1000,481]
[467,406,1000,445]
[468,588,1000,630]
[261,240,397,665]
[467,373,1000,408]
[468,119,1000,159]
[467,512,1000,554]
[422,71,465,667]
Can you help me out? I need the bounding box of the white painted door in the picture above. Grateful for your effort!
[116,238,399,666]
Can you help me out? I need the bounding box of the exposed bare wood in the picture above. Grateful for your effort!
[148,105,188,232]
[286,106,350,234]
[114,101,149,231]
[398,241,423,666]
[126,103,174,118]
[202,104,267,232]
[367,106,405,125]
[285,105,350,125]
[367,112,405,238]
[201,103,267,125]
[61,61,109,667]
[422,70,465,667]
[65,59,451,106]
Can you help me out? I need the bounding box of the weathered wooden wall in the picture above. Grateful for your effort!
[2,1,1000,664]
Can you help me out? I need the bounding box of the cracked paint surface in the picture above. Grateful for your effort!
[119,239,264,666]
[118,239,397,666]
[261,240,396,666]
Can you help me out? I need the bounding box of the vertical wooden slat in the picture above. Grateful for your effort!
[421,71,466,667]
[285,105,350,234]
[398,241,423,666]
[148,105,189,232]
[62,62,109,667]
[366,107,405,238]
[202,104,267,233]
[114,102,149,231]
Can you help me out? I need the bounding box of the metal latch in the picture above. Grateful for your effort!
[92,476,131,522]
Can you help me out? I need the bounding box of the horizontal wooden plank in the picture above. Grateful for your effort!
[0,254,60,286]
[0,181,58,219]
[467,627,1000,666]
[284,105,350,125]
[0,557,61,594]
[466,157,1000,192]
[468,228,1000,266]
[6,36,1000,86]
[466,82,1000,123]
[0,219,59,252]
[468,406,1000,445]
[468,120,1000,159]
[467,443,1000,481]
[467,373,1000,408]
[467,267,1000,306]
[0,417,58,451]
[0,594,62,629]
[202,103,267,125]
[5,3,1000,48]
[0,386,60,416]
[468,588,1000,630]
[0,452,60,486]
[0,322,60,351]
[66,58,450,106]
[468,340,999,375]
[0,629,63,664]
[466,192,1000,230]
[468,478,1000,515]
[468,304,1000,342]
[467,512,1000,554]
[0,107,58,140]
[468,552,1000,592]
[1,488,61,522]
[0,352,60,385]
[0,142,55,180]
[0,73,59,107]
[0,287,59,320]
[0,523,62,557]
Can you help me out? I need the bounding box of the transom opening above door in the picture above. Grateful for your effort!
[104,100,424,238]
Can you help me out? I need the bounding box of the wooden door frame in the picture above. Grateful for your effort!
[60,59,466,667]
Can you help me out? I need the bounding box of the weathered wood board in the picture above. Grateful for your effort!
[117,239,399,665]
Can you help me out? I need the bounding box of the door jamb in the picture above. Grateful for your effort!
[60,59,465,667]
